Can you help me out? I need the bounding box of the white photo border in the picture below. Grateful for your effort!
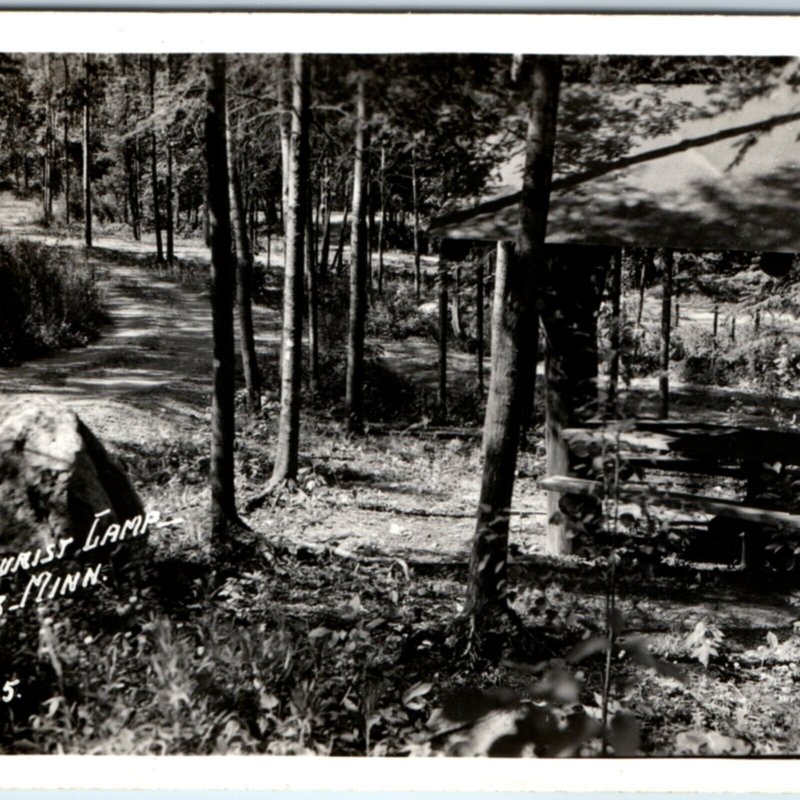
[0,9,799,792]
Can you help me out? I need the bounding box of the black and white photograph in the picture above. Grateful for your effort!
[4,12,800,764]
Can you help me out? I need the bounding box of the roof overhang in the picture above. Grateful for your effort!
[430,81,800,253]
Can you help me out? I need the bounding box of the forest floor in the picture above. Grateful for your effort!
[3,192,800,756]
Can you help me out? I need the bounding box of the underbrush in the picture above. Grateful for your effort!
[617,314,800,393]
[3,415,800,755]
[0,239,108,365]
[367,287,439,341]
[9,537,798,755]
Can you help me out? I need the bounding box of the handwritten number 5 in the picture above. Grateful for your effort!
[2,679,19,702]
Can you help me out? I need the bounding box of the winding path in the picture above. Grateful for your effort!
[0,194,281,449]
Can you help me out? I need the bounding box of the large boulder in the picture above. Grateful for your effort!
[0,401,155,744]
[0,399,151,588]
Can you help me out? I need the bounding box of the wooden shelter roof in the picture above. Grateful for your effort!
[429,80,800,252]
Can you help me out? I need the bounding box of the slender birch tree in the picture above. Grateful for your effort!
[346,72,368,435]
[226,93,262,413]
[271,53,309,487]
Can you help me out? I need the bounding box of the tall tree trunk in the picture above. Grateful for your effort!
[331,182,350,275]
[265,196,272,268]
[62,55,70,224]
[277,55,291,235]
[318,159,333,279]
[271,53,309,485]
[306,193,320,394]
[607,247,622,417]
[149,54,164,263]
[366,157,374,293]
[124,140,141,240]
[42,55,53,225]
[377,145,386,295]
[464,55,562,619]
[204,53,238,545]
[166,138,175,264]
[203,200,211,246]
[659,249,673,419]
[438,255,448,419]
[411,142,421,299]
[82,53,92,248]
[346,75,368,435]
[166,55,176,262]
[249,189,258,255]
[226,94,262,413]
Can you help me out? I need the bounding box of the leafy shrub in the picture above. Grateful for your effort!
[0,239,107,365]
[616,311,800,393]
[678,327,796,391]
[367,287,438,341]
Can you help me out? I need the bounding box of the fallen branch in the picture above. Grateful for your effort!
[315,498,546,519]
[276,538,412,576]
[365,423,481,440]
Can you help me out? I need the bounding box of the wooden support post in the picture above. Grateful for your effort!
[451,263,463,338]
[438,253,448,420]
[713,305,719,338]
[476,254,485,396]
[730,316,736,343]
[659,249,673,420]
[637,250,651,326]
[545,339,570,556]
[542,244,607,556]
[607,247,622,418]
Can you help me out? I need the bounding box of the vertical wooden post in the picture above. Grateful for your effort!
[730,316,736,343]
[476,254,485,396]
[637,250,650,326]
[438,252,448,420]
[659,249,673,419]
[754,309,761,334]
[674,301,680,329]
[451,264,463,338]
[545,356,570,555]
[713,305,719,338]
[542,247,606,556]
[607,247,622,418]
